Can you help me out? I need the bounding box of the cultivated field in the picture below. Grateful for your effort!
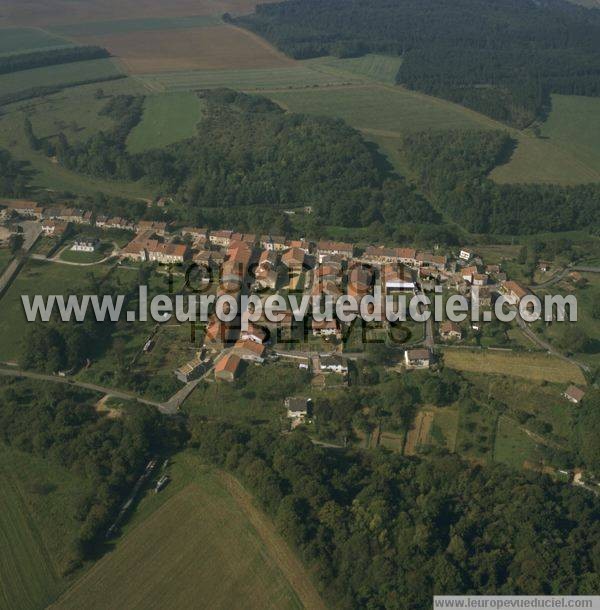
[0,58,123,98]
[0,444,91,610]
[0,27,72,55]
[127,92,205,153]
[81,25,294,74]
[0,0,276,27]
[54,453,323,610]
[443,349,587,385]
[51,15,223,37]
[140,65,355,92]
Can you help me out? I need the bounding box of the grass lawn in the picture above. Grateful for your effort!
[184,362,311,422]
[127,92,205,153]
[59,242,114,263]
[0,27,73,55]
[443,348,586,385]
[0,259,113,363]
[54,451,316,610]
[0,442,93,610]
[493,415,543,470]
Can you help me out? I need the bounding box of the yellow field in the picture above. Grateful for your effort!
[53,455,325,610]
[443,349,586,385]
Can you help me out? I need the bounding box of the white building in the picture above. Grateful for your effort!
[71,239,99,252]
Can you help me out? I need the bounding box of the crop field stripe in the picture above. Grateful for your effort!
[0,27,74,55]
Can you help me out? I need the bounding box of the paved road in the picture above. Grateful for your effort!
[0,220,42,297]
[0,366,183,414]
[532,264,600,289]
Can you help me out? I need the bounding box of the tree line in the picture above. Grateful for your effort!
[0,45,109,75]
[0,148,30,198]
[236,0,600,127]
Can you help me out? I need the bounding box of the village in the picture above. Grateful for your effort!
[0,197,589,424]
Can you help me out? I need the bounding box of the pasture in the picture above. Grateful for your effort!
[491,95,600,185]
[0,443,91,610]
[84,24,294,74]
[443,348,587,385]
[127,92,205,153]
[0,58,123,98]
[306,54,403,85]
[0,259,112,363]
[0,27,72,55]
[53,452,322,610]
[493,415,542,470]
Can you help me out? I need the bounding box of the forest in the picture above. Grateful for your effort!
[0,46,109,75]
[236,0,600,127]
[400,130,600,234]
[50,90,440,230]
[0,379,184,573]
[0,148,30,198]
[190,418,600,608]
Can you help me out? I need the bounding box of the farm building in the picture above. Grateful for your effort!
[214,353,242,382]
[563,385,586,404]
[71,238,99,252]
[404,348,431,369]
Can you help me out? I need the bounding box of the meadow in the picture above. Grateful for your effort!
[0,249,14,275]
[442,348,586,385]
[0,27,72,55]
[53,451,319,610]
[0,259,113,363]
[0,443,92,610]
[127,92,205,153]
[493,415,543,470]
[0,58,123,98]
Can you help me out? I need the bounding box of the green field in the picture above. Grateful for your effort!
[0,27,72,55]
[305,54,403,85]
[139,65,361,92]
[493,415,542,470]
[492,94,600,185]
[127,92,205,153]
[53,451,320,610]
[0,58,124,98]
[50,15,223,37]
[0,249,14,275]
[0,79,153,198]
[0,443,92,610]
[0,259,112,363]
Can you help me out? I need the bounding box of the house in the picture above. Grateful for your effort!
[181,227,208,243]
[120,238,146,261]
[174,357,206,383]
[416,252,446,271]
[563,385,586,404]
[282,247,305,271]
[258,249,278,269]
[146,240,188,264]
[107,217,136,232]
[538,260,552,273]
[137,220,168,236]
[214,353,242,382]
[41,219,69,237]
[316,240,354,261]
[71,238,99,252]
[260,234,287,251]
[319,354,348,375]
[241,323,268,344]
[209,229,233,248]
[285,397,312,421]
[204,317,232,347]
[404,348,431,369]
[286,239,312,253]
[461,265,479,283]
[459,249,473,261]
[472,273,488,286]
[312,318,341,338]
[347,266,372,299]
[233,339,266,363]
[502,280,530,305]
[2,199,44,218]
[439,321,462,341]
[254,267,278,290]
[382,265,415,293]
